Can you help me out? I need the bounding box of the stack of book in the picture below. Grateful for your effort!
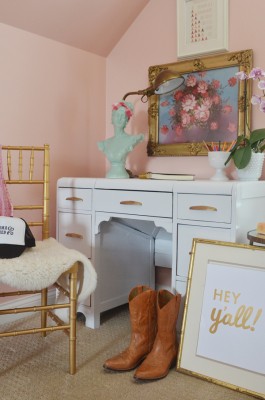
[138,172,194,181]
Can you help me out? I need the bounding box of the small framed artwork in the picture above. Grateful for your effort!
[147,49,252,157]
[177,0,229,59]
[177,238,265,399]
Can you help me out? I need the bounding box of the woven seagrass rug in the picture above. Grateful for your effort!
[0,305,257,400]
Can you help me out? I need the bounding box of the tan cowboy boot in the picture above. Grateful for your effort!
[133,289,181,381]
[103,285,157,372]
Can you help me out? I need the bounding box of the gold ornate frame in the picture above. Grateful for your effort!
[147,49,253,157]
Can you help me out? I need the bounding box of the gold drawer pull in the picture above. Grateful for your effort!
[65,197,83,202]
[189,205,217,212]
[120,200,143,206]
[65,233,83,239]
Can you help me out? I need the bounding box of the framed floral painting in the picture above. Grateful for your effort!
[147,49,253,157]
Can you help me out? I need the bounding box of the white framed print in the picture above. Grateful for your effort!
[177,239,265,399]
[177,0,229,59]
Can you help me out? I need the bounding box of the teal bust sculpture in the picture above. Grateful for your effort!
[98,101,144,178]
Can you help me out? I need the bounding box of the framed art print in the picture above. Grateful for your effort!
[177,239,265,399]
[147,49,252,157]
[177,0,229,59]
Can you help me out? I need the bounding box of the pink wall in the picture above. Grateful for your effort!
[1,0,265,237]
[1,23,106,236]
[107,0,265,179]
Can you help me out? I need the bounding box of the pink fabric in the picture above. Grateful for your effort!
[0,145,13,217]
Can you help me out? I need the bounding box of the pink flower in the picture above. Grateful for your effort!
[194,106,210,122]
[175,125,183,137]
[212,80,221,89]
[186,75,197,87]
[168,108,176,116]
[259,100,265,113]
[160,125,169,135]
[181,112,191,127]
[249,67,265,79]
[251,95,261,105]
[197,81,208,94]
[210,122,218,130]
[235,71,248,80]
[112,101,133,119]
[202,97,212,109]
[228,77,237,87]
[258,80,265,90]
[245,67,265,115]
[212,95,221,105]
[223,105,232,113]
[160,100,169,107]
[228,122,237,133]
[174,90,184,101]
[182,94,196,111]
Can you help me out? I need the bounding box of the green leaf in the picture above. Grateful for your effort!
[233,145,252,169]
[249,129,265,144]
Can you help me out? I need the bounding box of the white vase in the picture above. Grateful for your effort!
[208,151,230,181]
[236,152,265,181]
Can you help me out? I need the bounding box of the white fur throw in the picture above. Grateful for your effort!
[0,237,97,302]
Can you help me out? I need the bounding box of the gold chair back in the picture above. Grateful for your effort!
[2,144,50,239]
[0,144,78,374]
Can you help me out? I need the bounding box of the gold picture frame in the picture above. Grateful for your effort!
[147,49,253,157]
[177,238,265,399]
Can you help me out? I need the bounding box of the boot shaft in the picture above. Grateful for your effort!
[129,285,157,349]
[156,290,181,341]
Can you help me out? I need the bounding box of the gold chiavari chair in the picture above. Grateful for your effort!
[0,145,79,374]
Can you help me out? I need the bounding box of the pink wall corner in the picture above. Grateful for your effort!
[107,0,265,179]
[0,23,106,236]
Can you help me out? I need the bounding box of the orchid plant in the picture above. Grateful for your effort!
[225,67,265,169]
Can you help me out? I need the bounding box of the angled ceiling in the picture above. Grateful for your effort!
[0,0,150,56]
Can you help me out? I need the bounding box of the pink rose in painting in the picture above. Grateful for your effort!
[186,75,197,87]
[228,122,237,133]
[197,81,208,94]
[175,125,183,137]
[168,108,176,116]
[194,106,210,122]
[210,122,218,130]
[212,79,221,89]
[228,77,237,87]
[174,90,184,101]
[182,94,196,111]
[223,105,233,113]
[168,71,238,136]
[181,112,191,127]
[160,125,169,135]
[212,95,221,105]
[202,97,212,109]
[161,100,169,107]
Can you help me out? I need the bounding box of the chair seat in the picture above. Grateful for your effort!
[0,237,97,300]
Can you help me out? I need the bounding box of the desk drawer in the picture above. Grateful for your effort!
[57,188,92,211]
[178,194,231,223]
[58,212,92,258]
[94,190,172,218]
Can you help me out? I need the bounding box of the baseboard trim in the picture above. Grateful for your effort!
[0,288,56,324]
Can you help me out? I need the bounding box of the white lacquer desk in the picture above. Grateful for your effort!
[57,178,265,328]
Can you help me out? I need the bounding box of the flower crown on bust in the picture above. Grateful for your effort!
[112,101,133,120]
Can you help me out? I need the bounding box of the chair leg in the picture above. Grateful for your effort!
[41,288,48,337]
[69,262,78,375]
